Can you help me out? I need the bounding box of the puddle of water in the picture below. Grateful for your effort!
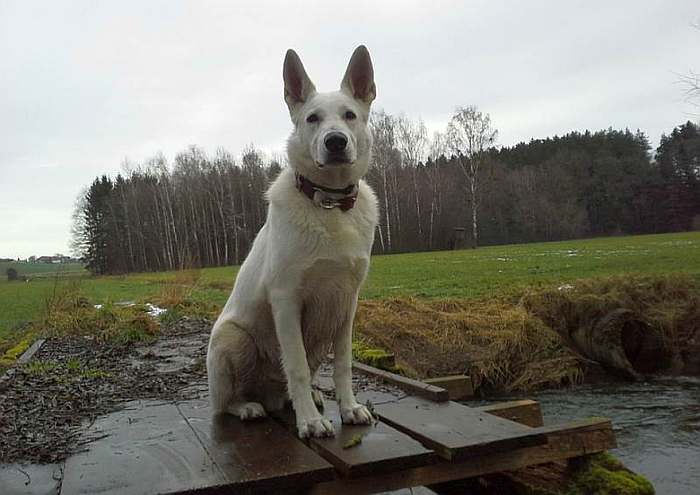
[93,301,167,319]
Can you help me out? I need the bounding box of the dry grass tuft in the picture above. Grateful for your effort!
[153,269,220,322]
[155,269,202,307]
[38,281,159,343]
[355,297,583,393]
[356,274,700,393]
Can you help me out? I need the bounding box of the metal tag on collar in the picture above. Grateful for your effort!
[313,190,338,209]
[319,197,338,209]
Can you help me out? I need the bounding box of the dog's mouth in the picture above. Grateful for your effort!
[315,156,355,168]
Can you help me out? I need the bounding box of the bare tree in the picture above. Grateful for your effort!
[446,105,498,248]
[426,131,447,248]
[369,110,401,252]
[396,115,428,239]
[678,21,700,113]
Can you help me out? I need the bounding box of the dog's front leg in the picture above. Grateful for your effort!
[272,295,334,438]
[333,294,374,425]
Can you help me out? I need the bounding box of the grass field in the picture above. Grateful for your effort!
[0,261,86,279]
[1,231,699,345]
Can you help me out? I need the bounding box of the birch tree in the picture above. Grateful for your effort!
[426,131,447,248]
[446,106,497,248]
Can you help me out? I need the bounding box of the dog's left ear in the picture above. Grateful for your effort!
[340,45,376,105]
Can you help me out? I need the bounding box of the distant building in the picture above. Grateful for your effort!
[33,255,81,264]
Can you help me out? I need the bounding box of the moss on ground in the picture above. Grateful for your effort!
[0,336,34,368]
[352,341,395,370]
[351,340,412,375]
[565,453,655,495]
[477,453,654,495]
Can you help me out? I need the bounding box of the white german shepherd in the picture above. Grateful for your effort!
[207,46,378,438]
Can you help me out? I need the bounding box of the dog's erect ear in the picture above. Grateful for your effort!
[340,45,376,105]
[283,49,316,113]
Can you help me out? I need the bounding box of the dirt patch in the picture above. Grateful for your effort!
[523,274,700,376]
[0,317,210,464]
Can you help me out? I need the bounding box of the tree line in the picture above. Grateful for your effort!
[72,113,700,274]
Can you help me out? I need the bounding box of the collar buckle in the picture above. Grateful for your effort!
[318,197,338,209]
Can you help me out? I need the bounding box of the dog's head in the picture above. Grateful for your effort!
[283,46,376,187]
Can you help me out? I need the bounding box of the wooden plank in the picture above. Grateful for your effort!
[309,418,615,495]
[424,376,474,400]
[179,398,335,492]
[374,397,547,461]
[275,400,435,478]
[475,400,544,427]
[352,362,449,402]
[61,401,227,495]
[16,338,46,364]
[356,388,408,406]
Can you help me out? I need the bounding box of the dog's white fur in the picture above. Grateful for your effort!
[206,46,378,438]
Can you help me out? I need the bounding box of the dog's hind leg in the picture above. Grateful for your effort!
[207,320,266,420]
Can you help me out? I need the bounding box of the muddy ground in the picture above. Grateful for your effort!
[0,318,211,464]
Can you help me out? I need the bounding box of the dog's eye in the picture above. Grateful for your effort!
[306,113,319,123]
[344,110,357,120]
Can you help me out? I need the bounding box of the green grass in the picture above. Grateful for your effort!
[1,231,699,346]
[0,261,86,279]
[363,231,700,299]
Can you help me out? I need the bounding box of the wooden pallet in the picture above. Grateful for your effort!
[41,392,615,495]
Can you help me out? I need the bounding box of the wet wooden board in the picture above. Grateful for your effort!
[0,463,63,495]
[352,362,449,402]
[16,339,46,364]
[179,398,335,491]
[374,397,547,461]
[475,400,544,427]
[309,417,615,495]
[276,400,435,477]
[424,375,474,400]
[61,399,334,495]
[61,401,226,495]
[356,388,408,406]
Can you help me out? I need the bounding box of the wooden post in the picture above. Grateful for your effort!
[453,227,466,250]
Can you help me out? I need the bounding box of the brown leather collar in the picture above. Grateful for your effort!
[295,173,358,211]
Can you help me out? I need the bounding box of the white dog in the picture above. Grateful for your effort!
[207,46,378,438]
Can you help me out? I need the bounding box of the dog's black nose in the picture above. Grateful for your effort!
[324,132,348,153]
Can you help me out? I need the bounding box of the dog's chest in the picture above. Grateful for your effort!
[299,255,368,370]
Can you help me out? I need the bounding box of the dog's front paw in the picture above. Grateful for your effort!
[340,404,374,425]
[297,416,335,439]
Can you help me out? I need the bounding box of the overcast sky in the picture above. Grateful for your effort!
[1,1,698,259]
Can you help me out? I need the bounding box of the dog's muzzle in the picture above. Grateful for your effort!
[319,131,351,166]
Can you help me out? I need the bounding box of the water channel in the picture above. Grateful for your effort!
[479,376,700,494]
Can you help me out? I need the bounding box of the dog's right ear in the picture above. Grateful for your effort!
[283,49,316,115]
